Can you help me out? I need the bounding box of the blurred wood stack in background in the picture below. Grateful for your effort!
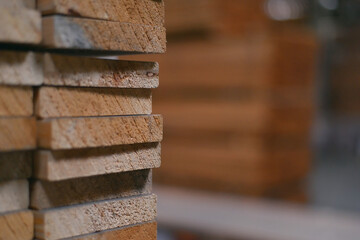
[136,0,318,201]
[0,0,166,239]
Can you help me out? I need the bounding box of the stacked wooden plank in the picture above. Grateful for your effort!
[0,1,40,239]
[0,0,165,239]
[127,0,317,201]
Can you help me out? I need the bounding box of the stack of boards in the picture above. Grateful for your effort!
[0,0,165,239]
[133,0,317,201]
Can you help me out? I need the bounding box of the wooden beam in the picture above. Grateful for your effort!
[70,221,157,240]
[31,169,152,209]
[43,54,159,88]
[37,0,164,27]
[0,51,42,86]
[0,117,36,151]
[0,210,33,240]
[42,16,166,53]
[37,115,163,149]
[0,179,28,213]
[36,87,152,118]
[34,142,160,181]
[0,86,33,117]
[35,194,157,240]
[0,7,41,44]
[0,151,32,181]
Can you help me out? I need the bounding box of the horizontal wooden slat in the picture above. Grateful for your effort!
[0,117,36,151]
[0,51,42,86]
[42,16,166,53]
[31,169,152,209]
[0,179,29,213]
[35,194,157,240]
[36,87,152,118]
[43,54,159,88]
[0,210,33,240]
[70,221,157,240]
[34,142,160,181]
[38,0,164,27]
[0,151,32,180]
[37,115,163,149]
[0,7,41,44]
[0,86,33,117]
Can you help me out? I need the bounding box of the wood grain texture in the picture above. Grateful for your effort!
[0,117,36,151]
[70,221,157,240]
[36,87,152,118]
[42,16,166,53]
[0,7,41,44]
[38,0,164,26]
[44,54,159,88]
[35,194,157,240]
[0,210,33,240]
[0,0,36,9]
[31,169,152,209]
[0,180,28,213]
[0,151,32,180]
[37,115,163,150]
[34,143,160,181]
[0,51,43,86]
[0,86,33,117]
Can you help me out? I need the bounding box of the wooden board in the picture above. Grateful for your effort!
[0,51,43,86]
[38,0,164,27]
[0,210,33,240]
[34,142,161,181]
[43,54,159,88]
[0,117,36,151]
[0,0,36,9]
[36,87,152,118]
[0,151,32,180]
[35,194,157,240]
[156,100,312,137]
[37,115,163,149]
[0,86,33,117]
[31,169,152,209]
[0,179,28,213]
[42,16,166,53]
[165,0,215,33]
[0,7,41,44]
[70,221,157,240]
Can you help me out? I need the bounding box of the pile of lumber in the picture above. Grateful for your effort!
[132,0,317,201]
[0,0,165,239]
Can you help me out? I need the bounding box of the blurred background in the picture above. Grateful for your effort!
[121,0,360,239]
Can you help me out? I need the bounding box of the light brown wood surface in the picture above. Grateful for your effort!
[156,100,312,137]
[0,179,29,213]
[165,0,215,33]
[43,54,159,88]
[37,115,163,149]
[35,142,161,181]
[42,16,166,53]
[31,169,152,209]
[0,151,32,180]
[0,0,36,9]
[0,210,33,240]
[36,87,152,118]
[0,86,33,117]
[38,0,164,26]
[0,117,36,151]
[0,7,41,44]
[70,221,157,240]
[35,194,157,240]
[0,51,43,86]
